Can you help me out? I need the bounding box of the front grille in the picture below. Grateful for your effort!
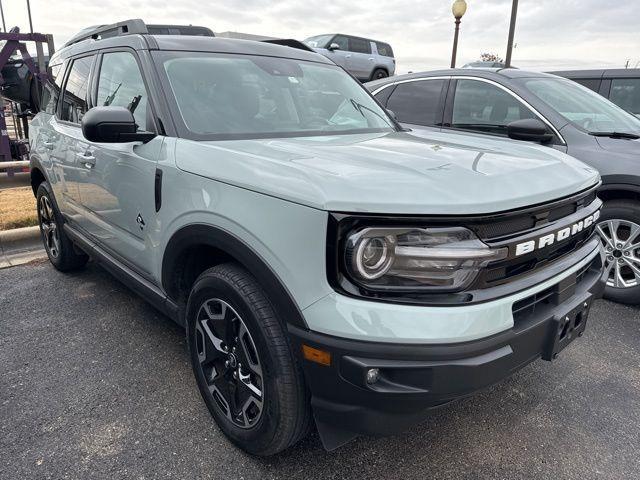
[471,188,601,291]
[470,186,598,242]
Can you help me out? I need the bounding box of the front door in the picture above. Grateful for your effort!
[76,50,162,276]
[324,35,350,70]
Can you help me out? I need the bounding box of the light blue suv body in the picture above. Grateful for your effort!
[29,20,605,455]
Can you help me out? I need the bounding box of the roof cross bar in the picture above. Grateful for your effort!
[64,19,148,47]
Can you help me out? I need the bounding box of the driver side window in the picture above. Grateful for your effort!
[452,79,538,136]
[96,51,149,131]
[331,35,349,51]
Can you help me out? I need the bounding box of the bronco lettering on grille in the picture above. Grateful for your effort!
[514,210,600,257]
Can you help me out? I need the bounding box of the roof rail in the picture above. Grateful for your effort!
[64,19,215,48]
[261,39,314,53]
[146,24,214,37]
[64,19,147,47]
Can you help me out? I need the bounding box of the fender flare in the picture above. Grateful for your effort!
[598,182,640,200]
[161,223,309,329]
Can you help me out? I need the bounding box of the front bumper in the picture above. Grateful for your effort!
[290,242,606,449]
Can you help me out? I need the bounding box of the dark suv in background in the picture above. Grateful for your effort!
[367,68,640,304]
[552,69,640,118]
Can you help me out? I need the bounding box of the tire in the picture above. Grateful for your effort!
[36,182,88,272]
[371,68,388,81]
[596,198,640,305]
[186,263,311,456]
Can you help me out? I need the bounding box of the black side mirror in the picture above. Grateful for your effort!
[507,118,554,143]
[327,42,340,51]
[81,106,156,144]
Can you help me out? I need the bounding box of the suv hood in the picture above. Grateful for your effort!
[175,130,599,215]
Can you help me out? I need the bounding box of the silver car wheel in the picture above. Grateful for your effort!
[194,298,264,429]
[596,219,640,289]
[39,195,60,259]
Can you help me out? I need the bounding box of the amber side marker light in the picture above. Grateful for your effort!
[302,344,332,366]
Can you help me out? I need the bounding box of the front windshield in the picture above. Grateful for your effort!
[524,77,640,134]
[159,52,395,140]
[303,35,332,48]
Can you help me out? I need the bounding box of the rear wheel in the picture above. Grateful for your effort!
[371,68,388,80]
[186,263,311,455]
[36,182,88,272]
[596,199,640,304]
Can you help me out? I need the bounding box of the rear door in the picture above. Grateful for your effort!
[347,37,374,80]
[30,61,67,207]
[51,54,97,221]
[75,49,163,275]
[382,78,448,131]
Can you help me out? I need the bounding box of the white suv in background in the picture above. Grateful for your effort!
[303,33,395,81]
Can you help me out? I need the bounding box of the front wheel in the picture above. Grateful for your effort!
[186,263,311,455]
[596,199,640,304]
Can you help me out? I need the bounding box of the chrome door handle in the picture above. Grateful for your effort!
[43,141,54,149]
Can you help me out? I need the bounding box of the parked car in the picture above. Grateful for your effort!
[551,69,640,118]
[0,55,49,111]
[367,68,640,304]
[303,34,395,81]
[30,20,605,455]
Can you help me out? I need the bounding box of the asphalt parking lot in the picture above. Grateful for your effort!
[1,260,639,479]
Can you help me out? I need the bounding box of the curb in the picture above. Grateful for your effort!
[0,225,40,246]
[0,226,45,269]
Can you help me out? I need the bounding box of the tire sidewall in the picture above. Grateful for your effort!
[599,199,640,304]
[36,182,64,268]
[186,273,285,453]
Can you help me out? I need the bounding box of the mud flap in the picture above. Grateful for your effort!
[313,412,359,451]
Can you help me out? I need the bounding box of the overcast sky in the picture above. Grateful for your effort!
[4,0,639,73]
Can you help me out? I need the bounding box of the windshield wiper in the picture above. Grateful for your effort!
[589,131,640,139]
[349,99,395,129]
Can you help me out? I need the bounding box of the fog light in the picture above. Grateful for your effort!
[366,368,380,385]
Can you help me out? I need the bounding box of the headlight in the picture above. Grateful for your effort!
[345,227,507,292]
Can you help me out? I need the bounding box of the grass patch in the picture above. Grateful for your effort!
[0,186,38,231]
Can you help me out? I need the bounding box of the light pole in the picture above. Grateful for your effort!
[450,0,467,68]
[505,0,518,68]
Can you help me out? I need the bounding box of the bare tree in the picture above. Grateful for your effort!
[480,53,504,63]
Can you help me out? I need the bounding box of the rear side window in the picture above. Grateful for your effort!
[376,42,394,57]
[609,78,640,117]
[386,80,445,126]
[59,56,94,123]
[573,78,601,92]
[349,37,372,54]
[41,63,64,114]
[96,51,149,131]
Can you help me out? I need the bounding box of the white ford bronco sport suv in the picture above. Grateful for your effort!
[30,19,606,455]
